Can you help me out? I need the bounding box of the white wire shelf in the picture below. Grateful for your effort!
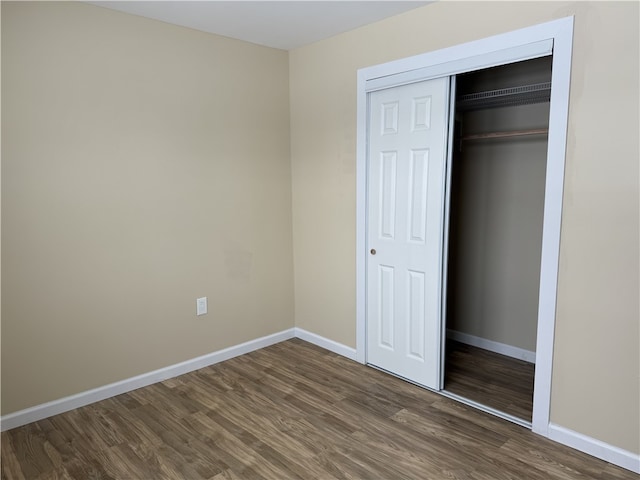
[457,82,551,111]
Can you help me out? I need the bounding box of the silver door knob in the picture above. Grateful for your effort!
[370,249,376,255]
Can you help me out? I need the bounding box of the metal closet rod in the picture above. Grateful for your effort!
[461,128,549,141]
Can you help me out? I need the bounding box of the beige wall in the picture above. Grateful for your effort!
[1,2,294,414]
[290,1,639,454]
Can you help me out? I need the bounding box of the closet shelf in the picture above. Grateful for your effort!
[461,128,549,141]
[457,82,551,111]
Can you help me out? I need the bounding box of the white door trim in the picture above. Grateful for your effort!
[356,16,574,436]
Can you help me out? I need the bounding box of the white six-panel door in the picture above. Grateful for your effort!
[366,77,450,390]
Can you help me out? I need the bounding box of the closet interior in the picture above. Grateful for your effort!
[444,57,553,423]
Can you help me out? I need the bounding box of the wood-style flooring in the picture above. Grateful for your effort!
[2,338,636,479]
[444,340,535,422]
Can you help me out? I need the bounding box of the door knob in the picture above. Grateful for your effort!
[370,249,376,255]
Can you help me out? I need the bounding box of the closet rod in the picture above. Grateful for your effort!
[461,128,548,141]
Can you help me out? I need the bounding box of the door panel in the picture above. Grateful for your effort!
[367,77,450,389]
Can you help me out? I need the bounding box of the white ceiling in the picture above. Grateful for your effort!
[88,1,431,50]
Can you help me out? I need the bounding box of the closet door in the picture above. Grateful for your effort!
[366,77,450,390]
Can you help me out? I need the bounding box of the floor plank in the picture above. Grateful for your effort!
[445,340,535,421]
[2,339,636,479]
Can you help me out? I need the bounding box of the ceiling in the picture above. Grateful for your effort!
[88,1,431,51]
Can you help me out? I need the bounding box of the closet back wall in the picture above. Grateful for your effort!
[289,1,639,454]
[447,58,551,355]
[1,2,294,415]
[447,102,550,354]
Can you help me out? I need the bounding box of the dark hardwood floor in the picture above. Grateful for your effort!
[2,338,636,479]
[444,340,535,421]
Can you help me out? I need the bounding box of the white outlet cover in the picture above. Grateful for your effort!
[196,297,207,316]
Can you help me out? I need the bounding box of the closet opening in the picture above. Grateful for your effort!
[443,56,553,424]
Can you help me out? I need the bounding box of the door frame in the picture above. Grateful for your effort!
[355,16,574,437]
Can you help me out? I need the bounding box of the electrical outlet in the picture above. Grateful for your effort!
[196,297,207,316]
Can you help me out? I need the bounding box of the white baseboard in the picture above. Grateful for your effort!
[0,328,295,432]
[447,329,536,363]
[294,327,357,361]
[548,423,640,474]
